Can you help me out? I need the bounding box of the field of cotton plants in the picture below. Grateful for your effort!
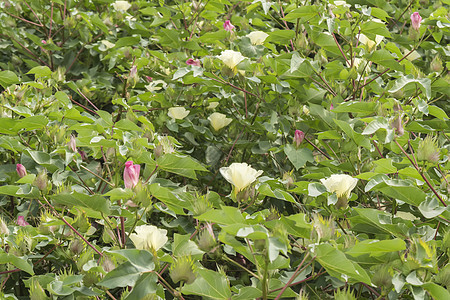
[0,0,449,299]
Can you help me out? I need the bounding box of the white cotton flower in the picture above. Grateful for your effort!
[208,112,232,131]
[358,33,383,51]
[320,174,358,199]
[112,1,131,11]
[168,107,190,120]
[247,31,269,45]
[145,80,167,93]
[220,163,263,193]
[129,225,168,251]
[218,50,245,69]
[101,40,115,49]
[207,102,219,109]
[333,1,350,8]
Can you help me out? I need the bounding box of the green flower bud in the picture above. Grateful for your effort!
[430,56,443,72]
[197,224,216,253]
[417,136,440,163]
[70,239,84,255]
[371,264,393,290]
[170,256,197,285]
[0,217,8,235]
[33,169,48,191]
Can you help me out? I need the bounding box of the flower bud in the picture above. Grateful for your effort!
[430,56,443,72]
[170,256,197,285]
[124,161,140,189]
[16,163,27,178]
[417,136,440,163]
[33,169,48,191]
[68,135,77,152]
[128,65,139,88]
[410,12,422,31]
[282,172,296,190]
[197,223,216,252]
[0,217,9,235]
[102,256,116,273]
[17,216,30,226]
[223,20,235,32]
[312,214,335,242]
[293,130,305,148]
[70,239,84,255]
[391,115,404,136]
[186,58,201,66]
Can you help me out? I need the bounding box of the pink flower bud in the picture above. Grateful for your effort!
[68,135,77,152]
[17,216,30,226]
[330,104,334,110]
[16,164,27,178]
[223,20,235,32]
[186,58,201,66]
[124,161,140,189]
[294,130,305,148]
[411,12,422,31]
[145,76,153,82]
[41,40,47,44]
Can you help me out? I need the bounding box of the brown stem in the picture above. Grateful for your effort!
[274,254,312,300]
[77,88,99,111]
[305,137,331,160]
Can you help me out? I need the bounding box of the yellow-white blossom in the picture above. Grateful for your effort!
[168,107,189,120]
[130,225,168,251]
[405,49,421,61]
[218,50,245,69]
[358,33,383,51]
[247,31,269,45]
[112,1,131,11]
[220,163,263,193]
[207,102,219,109]
[320,174,357,199]
[208,112,232,131]
[101,40,115,49]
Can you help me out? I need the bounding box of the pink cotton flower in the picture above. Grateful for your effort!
[16,164,27,178]
[411,12,422,31]
[186,58,201,66]
[17,216,30,226]
[68,135,77,152]
[294,130,305,148]
[223,20,235,32]
[124,161,140,189]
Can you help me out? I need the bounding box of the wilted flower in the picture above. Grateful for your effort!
[16,164,27,178]
[186,58,201,66]
[208,112,232,131]
[17,216,30,226]
[223,20,235,32]
[293,130,305,148]
[247,31,269,45]
[129,225,168,252]
[320,174,358,199]
[417,136,440,163]
[112,0,131,11]
[411,12,422,31]
[68,135,77,152]
[220,163,263,193]
[170,256,197,284]
[218,50,245,70]
[124,161,140,189]
[391,115,404,136]
[168,107,190,120]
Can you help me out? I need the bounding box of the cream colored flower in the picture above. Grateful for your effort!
[320,174,357,199]
[358,33,383,51]
[130,225,168,251]
[168,107,189,120]
[404,49,421,61]
[112,1,131,11]
[220,163,263,193]
[218,50,245,69]
[101,40,115,49]
[247,31,269,45]
[333,1,350,8]
[208,112,232,131]
[207,102,219,109]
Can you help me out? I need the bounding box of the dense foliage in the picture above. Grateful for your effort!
[0,0,449,299]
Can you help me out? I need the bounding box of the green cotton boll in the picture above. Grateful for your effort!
[417,136,440,163]
[435,264,450,288]
[170,256,197,285]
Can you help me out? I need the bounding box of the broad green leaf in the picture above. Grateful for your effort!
[149,183,187,215]
[258,183,296,203]
[15,116,48,131]
[0,70,20,88]
[388,75,431,99]
[366,49,402,71]
[51,192,110,214]
[313,243,371,284]
[157,153,207,179]
[332,101,378,115]
[172,234,204,259]
[106,249,154,272]
[376,179,427,206]
[183,268,231,300]
[373,158,397,174]
[115,119,143,132]
[283,6,318,21]
[353,208,408,238]
[281,214,312,239]
[98,262,141,289]
[361,20,391,38]
[197,206,246,225]
[422,282,450,299]
[346,239,406,257]
[125,273,158,300]
[266,30,295,44]
[0,253,34,275]
[27,66,52,78]
[284,145,315,170]
[428,105,448,120]
[334,119,371,149]
[418,197,447,218]
[0,184,39,198]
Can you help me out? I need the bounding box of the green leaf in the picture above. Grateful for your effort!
[27,66,52,79]
[428,105,449,120]
[183,268,232,300]
[266,30,295,44]
[366,50,402,71]
[197,206,246,225]
[281,214,312,239]
[346,239,406,257]
[418,197,447,219]
[125,273,158,300]
[332,101,378,115]
[422,283,450,299]
[314,243,371,284]
[283,6,318,21]
[334,119,371,149]
[157,153,207,179]
[388,75,431,99]
[106,249,154,272]
[0,253,34,275]
[0,70,20,88]
[51,192,111,214]
[284,145,315,170]
[376,179,427,206]
[149,183,187,215]
[99,262,141,289]
[258,183,296,203]
[361,20,391,38]
[172,234,204,259]
[115,119,143,132]
[16,116,49,131]
[373,158,397,174]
